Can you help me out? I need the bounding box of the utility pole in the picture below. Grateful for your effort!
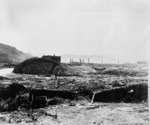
[70,59,73,63]
[80,59,81,63]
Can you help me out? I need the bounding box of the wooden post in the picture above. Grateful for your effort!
[91,92,96,104]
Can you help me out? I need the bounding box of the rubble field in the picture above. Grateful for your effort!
[0,63,149,125]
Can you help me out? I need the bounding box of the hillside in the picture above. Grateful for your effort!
[0,43,32,63]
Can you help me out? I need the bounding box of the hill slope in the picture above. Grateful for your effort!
[0,43,32,63]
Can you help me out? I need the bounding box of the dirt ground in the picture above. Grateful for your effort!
[0,63,149,125]
[0,101,149,125]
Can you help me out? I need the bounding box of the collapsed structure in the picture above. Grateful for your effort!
[93,83,148,103]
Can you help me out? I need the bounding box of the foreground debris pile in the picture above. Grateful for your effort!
[0,101,149,125]
[93,83,148,103]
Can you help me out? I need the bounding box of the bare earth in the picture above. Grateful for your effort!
[0,63,149,125]
[0,101,149,125]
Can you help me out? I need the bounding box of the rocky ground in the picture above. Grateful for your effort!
[0,63,149,125]
[0,101,149,125]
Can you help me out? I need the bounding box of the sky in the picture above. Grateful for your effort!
[0,0,150,63]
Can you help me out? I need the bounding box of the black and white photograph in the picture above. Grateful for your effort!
[0,0,149,124]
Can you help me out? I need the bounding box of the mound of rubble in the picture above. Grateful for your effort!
[101,67,148,76]
[13,57,59,75]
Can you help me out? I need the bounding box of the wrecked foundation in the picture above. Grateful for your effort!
[0,75,148,112]
[93,83,148,103]
[29,89,77,101]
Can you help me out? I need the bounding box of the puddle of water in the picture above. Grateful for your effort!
[0,68,14,76]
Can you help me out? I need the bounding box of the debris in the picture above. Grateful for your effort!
[86,105,100,110]
[0,76,10,80]
[0,63,148,124]
[116,107,133,112]
[93,83,148,103]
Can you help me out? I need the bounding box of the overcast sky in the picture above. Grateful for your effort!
[0,0,149,63]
